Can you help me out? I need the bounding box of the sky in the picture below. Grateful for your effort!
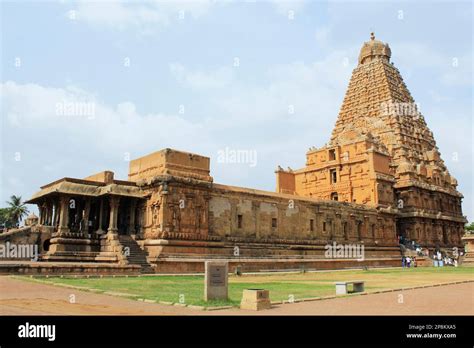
[1,0,472,222]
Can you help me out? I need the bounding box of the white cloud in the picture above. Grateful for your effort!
[0,81,211,181]
[69,0,214,34]
[440,53,473,86]
[392,42,446,68]
[0,48,352,203]
[315,26,331,47]
[169,63,235,89]
[207,50,353,130]
[389,42,472,87]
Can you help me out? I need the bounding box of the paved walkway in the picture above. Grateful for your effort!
[231,282,474,315]
[0,277,204,315]
[0,276,472,315]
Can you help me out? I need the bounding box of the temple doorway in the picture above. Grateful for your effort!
[396,221,406,243]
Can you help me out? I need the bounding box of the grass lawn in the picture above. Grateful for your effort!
[19,266,474,307]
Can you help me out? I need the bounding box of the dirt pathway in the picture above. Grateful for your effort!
[0,276,472,315]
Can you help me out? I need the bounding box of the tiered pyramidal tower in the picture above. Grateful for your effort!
[276,33,465,248]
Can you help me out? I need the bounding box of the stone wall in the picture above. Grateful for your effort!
[0,226,52,258]
[209,183,398,248]
[138,176,399,261]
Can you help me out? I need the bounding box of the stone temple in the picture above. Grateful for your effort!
[7,34,465,274]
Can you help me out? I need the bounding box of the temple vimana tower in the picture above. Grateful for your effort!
[276,33,465,248]
[18,34,465,273]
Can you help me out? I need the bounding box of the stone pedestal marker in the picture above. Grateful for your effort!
[204,261,228,301]
[240,289,271,311]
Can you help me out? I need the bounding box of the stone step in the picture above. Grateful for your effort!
[118,236,154,274]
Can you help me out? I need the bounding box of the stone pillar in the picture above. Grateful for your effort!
[230,201,237,234]
[129,199,137,235]
[161,189,171,232]
[52,200,59,228]
[57,195,70,235]
[96,198,105,235]
[39,203,46,225]
[201,195,210,236]
[139,204,147,238]
[47,201,53,226]
[74,199,83,231]
[252,201,260,239]
[357,221,362,241]
[42,204,47,225]
[38,206,43,225]
[107,196,120,238]
[82,198,91,237]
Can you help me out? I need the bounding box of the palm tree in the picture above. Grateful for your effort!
[6,195,29,227]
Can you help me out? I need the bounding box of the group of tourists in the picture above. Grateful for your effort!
[398,235,465,268]
[432,250,459,267]
[401,256,417,268]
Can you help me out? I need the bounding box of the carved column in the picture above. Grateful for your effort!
[57,195,70,235]
[252,201,260,239]
[47,201,53,226]
[40,203,47,225]
[357,220,362,241]
[107,196,120,237]
[52,199,59,228]
[38,206,43,225]
[136,203,144,238]
[161,185,172,233]
[128,199,137,235]
[82,198,91,237]
[313,207,321,240]
[96,198,105,235]
[43,203,48,225]
[74,199,82,231]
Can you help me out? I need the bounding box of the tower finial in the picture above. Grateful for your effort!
[370,32,375,40]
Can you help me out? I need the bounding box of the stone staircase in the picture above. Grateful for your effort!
[118,235,154,274]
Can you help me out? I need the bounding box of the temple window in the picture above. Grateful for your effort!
[237,214,243,229]
[272,218,277,228]
[331,192,339,201]
[323,221,327,232]
[329,149,336,161]
[310,219,314,232]
[330,169,337,183]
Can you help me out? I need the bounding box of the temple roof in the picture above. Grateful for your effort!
[26,177,145,203]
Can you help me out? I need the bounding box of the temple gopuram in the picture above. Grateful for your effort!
[7,34,465,274]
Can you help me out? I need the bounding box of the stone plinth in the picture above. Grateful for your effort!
[204,261,228,301]
[240,289,271,311]
[461,234,474,264]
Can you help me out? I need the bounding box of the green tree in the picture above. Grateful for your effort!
[0,207,14,228]
[465,222,474,232]
[6,195,29,227]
